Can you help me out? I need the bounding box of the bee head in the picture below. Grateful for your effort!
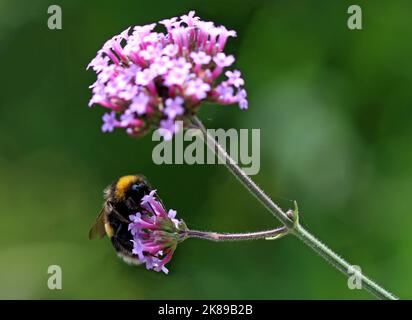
[110,175,151,203]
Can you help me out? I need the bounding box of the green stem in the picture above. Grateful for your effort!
[186,226,287,242]
[191,115,398,300]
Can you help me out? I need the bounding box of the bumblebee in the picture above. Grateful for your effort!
[89,174,155,264]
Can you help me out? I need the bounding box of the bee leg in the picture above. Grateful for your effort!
[114,222,123,238]
[108,202,130,224]
[109,219,122,239]
[125,197,138,210]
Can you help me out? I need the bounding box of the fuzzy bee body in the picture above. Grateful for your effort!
[89,175,154,265]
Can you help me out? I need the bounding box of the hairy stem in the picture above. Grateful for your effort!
[186,226,287,241]
[190,115,397,300]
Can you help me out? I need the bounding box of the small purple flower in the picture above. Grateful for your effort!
[164,67,189,86]
[225,70,244,88]
[190,51,211,65]
[173,57,192,71]
[140,45,159,62]
[151,55,173,76]
[160,17,178,31]
[135,69,155,86]
[87,54,109,73]
[120,109,135,127]
[129,93,149,115]
[164,97,184,119]
[216,26,237,51]
[131,239,145,262]
[216,84,235,101]
[237,89,248,110]
[128,190,187,274]
[213,53,235,68]
[141,189,157,206]
[186,79,211,100]
[117,83,138,101]
[162,44,179,57]
[159,119,179,141]
[167,209,180,228]
[101,112,118,132]
[239,99,248,110]
[168,209,177,219]
[180,11,199,27]
[88,83,107,107]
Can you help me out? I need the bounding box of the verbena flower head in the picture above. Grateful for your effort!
[128,190,187,274]
[87,11,248,140]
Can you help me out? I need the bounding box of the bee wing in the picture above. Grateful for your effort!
[88,208,107,240]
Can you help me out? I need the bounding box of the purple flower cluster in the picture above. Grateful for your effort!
[128,190,187,274]
[87,11,248,140]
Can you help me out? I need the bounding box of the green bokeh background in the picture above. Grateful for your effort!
[0,0,411,299]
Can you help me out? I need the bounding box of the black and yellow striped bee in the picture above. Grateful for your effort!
[89,175,155,264]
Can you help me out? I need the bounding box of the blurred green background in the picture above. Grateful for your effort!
[0,0,411,299]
